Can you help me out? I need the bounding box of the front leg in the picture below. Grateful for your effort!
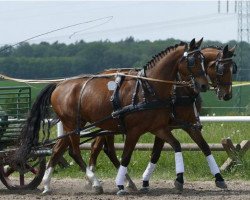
[184,127,227,189]
[141,136,164,192]
[116,131,140,195]
[152,128,184,192]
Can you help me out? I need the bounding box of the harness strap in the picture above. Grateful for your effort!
[170,85,202,130]
[77,76,95,134]
[131,79,141,105]
[111,99,172,118]
[140,68,156,99]
[110,75,127,134]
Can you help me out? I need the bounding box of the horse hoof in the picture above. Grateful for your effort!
[92,186,103,194]
[216,181,228,189]
[126,182,138,192]
[140,186,149,193]
[41,189,52,195]
[84,181,92,190]
[174,180,183,192]
[117,189,128,196]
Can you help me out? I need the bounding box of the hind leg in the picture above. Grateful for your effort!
[68,134,103,194]
[43,137,69,194]
[89,136,106,171]
[184,127,227,189]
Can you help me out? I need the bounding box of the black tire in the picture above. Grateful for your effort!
[0,156,46,190]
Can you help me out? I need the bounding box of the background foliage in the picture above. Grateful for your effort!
[0,37,248,80]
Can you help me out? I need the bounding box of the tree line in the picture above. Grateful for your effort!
[0,37,248,80]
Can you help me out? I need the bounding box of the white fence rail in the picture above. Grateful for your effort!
[200,116,250,122]
[56,116,250,136]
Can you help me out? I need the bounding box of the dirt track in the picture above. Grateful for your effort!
[0,179,249,200]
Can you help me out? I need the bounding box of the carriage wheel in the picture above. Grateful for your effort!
[0,156,46,190]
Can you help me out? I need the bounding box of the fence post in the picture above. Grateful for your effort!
[220,138,250,171]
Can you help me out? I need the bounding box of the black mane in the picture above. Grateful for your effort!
[143,41,187,69]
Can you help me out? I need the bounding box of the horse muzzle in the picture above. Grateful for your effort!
[216,89,232,101]
[195,82,209,93]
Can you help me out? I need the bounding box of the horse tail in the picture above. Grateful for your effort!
[14,83,57,164]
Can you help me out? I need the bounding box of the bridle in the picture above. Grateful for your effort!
[209,53,237,88]
[178,48,207,92]
[181,49,207,78]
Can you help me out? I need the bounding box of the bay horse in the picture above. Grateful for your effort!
[14,38,209,195]
[88,45,237,192]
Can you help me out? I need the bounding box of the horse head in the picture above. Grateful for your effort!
[178,38,209,93]
[206,45,237,101]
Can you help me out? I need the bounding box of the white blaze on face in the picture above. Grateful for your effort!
[107,81,116,91]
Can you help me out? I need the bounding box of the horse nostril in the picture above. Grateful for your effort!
[200,84,208,92]
[223,94,232,101]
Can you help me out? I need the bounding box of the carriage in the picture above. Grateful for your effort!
[0,86,47,189]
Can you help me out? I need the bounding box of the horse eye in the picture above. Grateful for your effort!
[187,56,195,67]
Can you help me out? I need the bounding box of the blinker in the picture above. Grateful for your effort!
[187,56,195,67]
[232,62,237,74]
[217,63,224,75]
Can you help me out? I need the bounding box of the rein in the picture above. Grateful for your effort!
[0,72,193,87]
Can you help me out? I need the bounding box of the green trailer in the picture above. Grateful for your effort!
[0,86,46,190]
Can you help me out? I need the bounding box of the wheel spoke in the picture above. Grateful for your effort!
[25,164,39,175]
[20,174,24,186]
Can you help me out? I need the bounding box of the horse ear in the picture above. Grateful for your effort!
[196,37,203,48]
[189,38,196,50]
[229,45,237,54]
[223,45,229,55]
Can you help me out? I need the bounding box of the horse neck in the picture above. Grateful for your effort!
[202,48,220,71]
[145,46,185,99]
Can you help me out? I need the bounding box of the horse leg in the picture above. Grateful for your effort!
[68,134,103,194]
[184,127,227,189]
[103,135,137,191]
[42,138,69,194]
[153,128,184,192]
[141,136,164,191]
[115,131,140,195]
[89,136,106,171]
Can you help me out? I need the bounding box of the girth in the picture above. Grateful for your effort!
[112,99,172,119]
[171,92,202,130]
[174,95,197,106]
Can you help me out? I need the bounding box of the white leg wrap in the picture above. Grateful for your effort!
[89,165,95,172]
[57,121,64,137]
[142,162,156,181]
[206,155,220,176]
[42,167,54,193]
[86,167,101,187]
[115,165,127,186]
[175,152,184,174]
